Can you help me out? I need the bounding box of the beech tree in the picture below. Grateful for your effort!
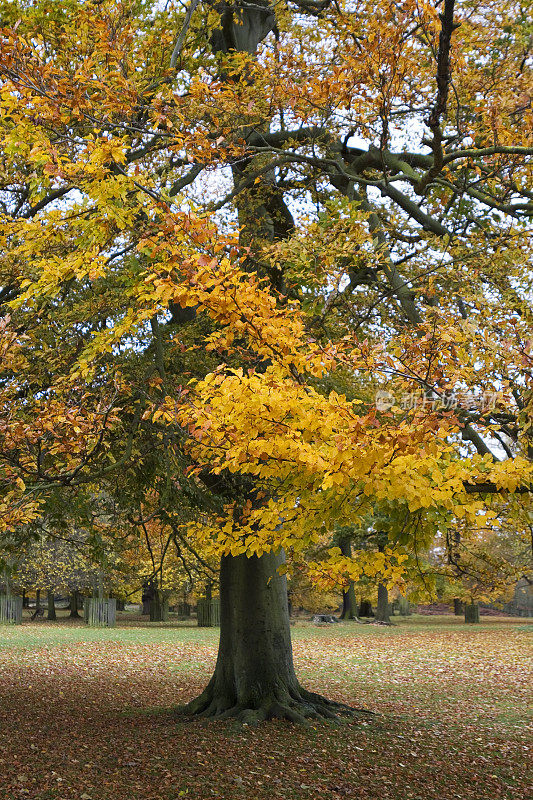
[1,0,532,722]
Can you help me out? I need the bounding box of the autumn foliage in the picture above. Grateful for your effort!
[0,0,531,600]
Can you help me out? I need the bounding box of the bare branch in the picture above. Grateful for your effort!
[428,0,460,130]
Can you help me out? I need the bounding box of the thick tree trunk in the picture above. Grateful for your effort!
[47,590,56,621]
[358,599,374,617]
[375,583,391,623]
[181,552,363,723]
[35,589,41,612]
[150,590,169,621]
[150,590,162,621]
[179,4,370,726]
[341,584,358,620]
[453,598,464,616]
[69,590,81,618]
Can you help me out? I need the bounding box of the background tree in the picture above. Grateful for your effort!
[122,498,218,619]
[14,528,114,613]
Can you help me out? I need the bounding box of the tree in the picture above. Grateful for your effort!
[1,0,532,721]
[122,498,218,620]
[439,503,532,620]
[14,528,106,608]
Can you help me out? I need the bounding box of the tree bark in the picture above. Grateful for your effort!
[150,589,163,621]
[47,590,56,621]
[358,599,373,617]
[341,583,358,620]
[375,583,391,623]
[339,538,357,619]
[69,590,81,618]
[142,581,153,615]
[149,589,169,621]
[453,598,464,616]
[181,551,362,723]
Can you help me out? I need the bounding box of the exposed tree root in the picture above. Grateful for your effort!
[177,682,374,726]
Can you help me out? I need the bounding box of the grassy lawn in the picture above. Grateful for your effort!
[0,615,530,800]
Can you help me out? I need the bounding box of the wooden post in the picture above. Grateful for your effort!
[85,597,116,627]
[0,594,23,624]
[464,602,480,624]
[197,598,220,627]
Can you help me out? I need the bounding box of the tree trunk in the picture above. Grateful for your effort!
[47,590,56,621]
[69,590,81,618]
[150,590,162,621]
[341,583,358,620]
[35,589,41,612]
[109,592,125,611]
[142,581,153,615]
[453,598,464,616]
[358,599,373,617]
[375,583,390,623]
[464,602,480,623]
[181,552,361,723]
[339,538,357,619]
[150,590,169,621]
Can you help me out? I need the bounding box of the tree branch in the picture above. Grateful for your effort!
[170,0,201,68]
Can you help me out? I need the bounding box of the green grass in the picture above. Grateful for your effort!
[0,614,530,800]
[0,609,522,648]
